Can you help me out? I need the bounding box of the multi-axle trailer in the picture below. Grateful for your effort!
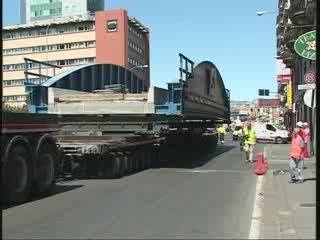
[1,54,230,205]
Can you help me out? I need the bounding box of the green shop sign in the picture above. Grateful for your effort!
[294,31,316,61]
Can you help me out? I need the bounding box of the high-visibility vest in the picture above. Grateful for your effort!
[218,127,225,134]
[244,128,255,144]
[291,135,303,159]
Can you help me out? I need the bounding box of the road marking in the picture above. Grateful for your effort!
[248,175,265,239]
[176,169,245,173]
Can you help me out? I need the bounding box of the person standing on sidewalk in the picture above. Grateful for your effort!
[244,121,255,162]
[303,122,310,158]
[289,128,305,183]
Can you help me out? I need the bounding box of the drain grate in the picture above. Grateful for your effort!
[300,203,316,208]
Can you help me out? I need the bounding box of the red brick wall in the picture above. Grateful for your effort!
[95,9,128,67]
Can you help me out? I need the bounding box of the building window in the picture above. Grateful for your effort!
[107,20,118,32]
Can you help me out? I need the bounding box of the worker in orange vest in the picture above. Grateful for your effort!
[296,121,305,159]
[289,128,305,183]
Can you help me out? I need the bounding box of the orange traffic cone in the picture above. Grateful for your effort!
[255,153,267,175]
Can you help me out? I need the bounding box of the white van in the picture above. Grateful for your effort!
[253,123,291,144]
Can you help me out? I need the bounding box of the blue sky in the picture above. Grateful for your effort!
[3,0,279,101]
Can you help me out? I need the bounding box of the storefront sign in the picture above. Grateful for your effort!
[304,71,316,84]
[276,60,291,82]
[277,75,291,82]
[298,83,316,90]
[294,31,316,61]
[287,81,292,109]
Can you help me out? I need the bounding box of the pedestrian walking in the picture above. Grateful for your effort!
[243,121,255,162]
[289,128,305,183]
[303,122,310,158]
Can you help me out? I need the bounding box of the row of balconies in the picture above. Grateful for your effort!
[276,0,316,69]
[287,0,314,25]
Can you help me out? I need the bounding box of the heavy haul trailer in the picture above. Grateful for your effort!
[54,54,230,178]
[1,112,59,205]
[55,114,167,179]
[55,114,218,179]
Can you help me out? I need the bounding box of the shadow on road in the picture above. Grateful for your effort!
[2,184,83,210]
[304,177,316,182]
[157,143,236,169]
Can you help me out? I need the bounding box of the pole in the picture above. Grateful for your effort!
[45,22,51,77]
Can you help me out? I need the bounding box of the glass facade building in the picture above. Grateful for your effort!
[20,0,104,23]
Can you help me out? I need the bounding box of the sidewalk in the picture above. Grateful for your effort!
[260,144,316,239]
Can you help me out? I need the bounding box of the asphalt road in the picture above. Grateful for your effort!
[3,133,264,239]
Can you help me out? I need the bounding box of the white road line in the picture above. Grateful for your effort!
[176,169,245,173]
[248,175,265,239]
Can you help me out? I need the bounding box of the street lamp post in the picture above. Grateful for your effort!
[45,22,53,78]
[256,11,282,16]
[130,65,149,71]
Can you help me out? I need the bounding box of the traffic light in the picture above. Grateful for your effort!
[258,89,270,96]
[259,89,264,96]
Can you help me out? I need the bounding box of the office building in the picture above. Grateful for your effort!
[3,9,150,106]
[20,0,104,24]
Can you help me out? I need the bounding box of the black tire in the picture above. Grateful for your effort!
[123,154,129,175]
[115,155,122,178]
[34,143,57,195]
[2,145,32,205]
[109,154,119,179]
[135,151,142,172]
[126,154,133,174]
[276,137,283,144]
[121,153,127,177]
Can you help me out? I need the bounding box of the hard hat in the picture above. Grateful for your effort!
[296,121,304,128]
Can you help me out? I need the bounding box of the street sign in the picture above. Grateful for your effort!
[298,84,316,90]
[294,31,316,61]
[304,71,316,84]
[304,89,316,108]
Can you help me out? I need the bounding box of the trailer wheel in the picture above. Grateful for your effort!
[126,153,133,174]
[3,145,32,205]
[146,152,152,169]
[109,154,120,178]
[123,154,129,175]
[34,143,57,195]
[117,153,125,177]
[114,155,122,178]
[133,151,140,172]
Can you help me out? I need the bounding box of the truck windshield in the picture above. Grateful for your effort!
[239,115,248,122]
